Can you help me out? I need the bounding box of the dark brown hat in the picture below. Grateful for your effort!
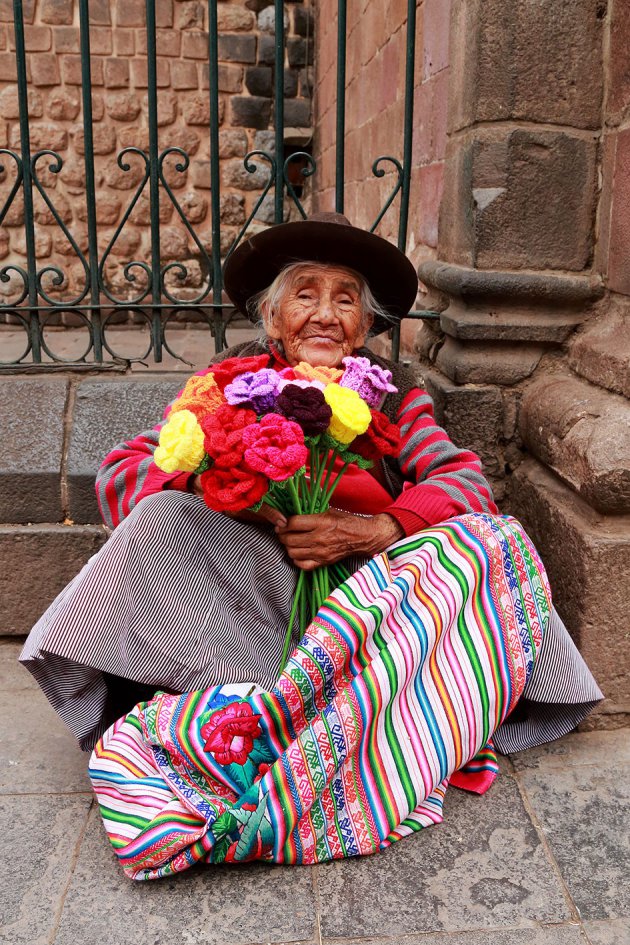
[223,212,418,335]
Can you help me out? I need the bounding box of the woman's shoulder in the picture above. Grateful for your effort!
[208,340,270,365]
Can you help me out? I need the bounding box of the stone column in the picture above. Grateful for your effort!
[416,0,630,722]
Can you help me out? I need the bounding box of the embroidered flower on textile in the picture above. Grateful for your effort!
[242,413,308,481]
[154,409,206,473]
[201,701,262,766]
[352,410,401,462]
[292,362,343,385]
[209,355,270,392]
[170,372,225,420]
[339,356,398,408]
[224,369,282,413]
[323,383,372,445]
[200,464,268,513]
[276,384,332,436]
[201,404,257,469]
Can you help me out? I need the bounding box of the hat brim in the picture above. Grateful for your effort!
[223,220,418,336]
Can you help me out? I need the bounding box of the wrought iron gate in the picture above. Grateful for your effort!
[0,0,431,370]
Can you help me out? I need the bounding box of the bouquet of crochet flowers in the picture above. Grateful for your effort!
[153,353,400,671]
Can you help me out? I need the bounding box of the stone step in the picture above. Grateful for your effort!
[568,302,630,400]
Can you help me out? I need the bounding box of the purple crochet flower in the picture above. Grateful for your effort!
[224,368,281,413]
[339,356,398,408]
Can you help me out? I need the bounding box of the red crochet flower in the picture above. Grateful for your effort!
[201,464,268,513]
[201,404,257,468]
[209,355,271,392]
[352,410,401,462]
[201,701,262,766]
[241,413,308,481]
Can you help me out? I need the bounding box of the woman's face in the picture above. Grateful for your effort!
[264,265,372,367]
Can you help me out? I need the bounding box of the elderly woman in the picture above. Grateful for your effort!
[20,214,601,876]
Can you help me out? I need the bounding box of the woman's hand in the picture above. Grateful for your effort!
[275,509,404,570]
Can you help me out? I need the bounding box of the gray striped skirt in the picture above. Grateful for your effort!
[20,490,603,752]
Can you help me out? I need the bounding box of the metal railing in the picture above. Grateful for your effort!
[0,0,436,370]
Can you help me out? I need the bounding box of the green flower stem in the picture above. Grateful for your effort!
[309,446,330,513]
[281,568,305,670]
[286,476,303,515]
[318,448,340,512]
[322,461,350,507]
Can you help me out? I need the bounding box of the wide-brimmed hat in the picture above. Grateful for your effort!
[223,212,418,335]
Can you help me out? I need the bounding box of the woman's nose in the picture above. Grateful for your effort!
[314,295,337,322]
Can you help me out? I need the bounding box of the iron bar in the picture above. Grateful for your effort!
[145,0,162,361]
[335,0,347,214]
[273,0,285,223]
[392,0,418,363]
[12,0,40,360]
[78,0,102,361]
[208,0,225,352]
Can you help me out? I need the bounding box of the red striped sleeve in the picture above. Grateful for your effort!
[385,388,498,536]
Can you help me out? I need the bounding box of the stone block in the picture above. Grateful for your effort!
[439,130,598,271]
[317,774,569,937]
[520,376,630,515]
[40,0,73,25]
[284,97,310,127]
[29,52,60,86]
[606,128,630,296]
[245,65,272,97]
[0,524,108,634]
[436,337,544,385]
[67,376,184,523]
[53,807,317,945]
[171,59,199,90]
[0,795,93,945]
[569,303,630,400]
[217,33,257,63]
[217,3,256,31]
[423,369,503,480]
[0,85,42,119]
[607,0,630,126]
[54,25,80,53]
[0,687,91,793]
[47,90,81,121]
[218,128,248,158]
[0,377,67,524]
[177,1,205,30]
[222,156,271,190]
[449,0,604,133]
[257,33,275,64]
[230,95,272,129]
[517,764,630,920]
[287,36,313,67]
[509,459,630,709]
[292,5,314,37]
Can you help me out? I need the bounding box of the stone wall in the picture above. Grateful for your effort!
[314,0,629,722]
[0,0,313,312]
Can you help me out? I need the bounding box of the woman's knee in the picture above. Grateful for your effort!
[122,490,208,540]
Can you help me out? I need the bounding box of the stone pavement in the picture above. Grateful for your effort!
[1,640,629,945]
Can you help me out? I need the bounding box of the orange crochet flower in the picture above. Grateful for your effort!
[292,362,343,385]
[170,372,225,420]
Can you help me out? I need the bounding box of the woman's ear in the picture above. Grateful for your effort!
[354,311,374,348]
[262,300,282,340]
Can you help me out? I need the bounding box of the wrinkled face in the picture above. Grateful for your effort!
[263,264,373,368]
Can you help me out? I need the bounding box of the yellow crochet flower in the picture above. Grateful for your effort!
[293,362,343,385]
[170,372,225,418]
[323,383,372,445]
[154,409,206,473]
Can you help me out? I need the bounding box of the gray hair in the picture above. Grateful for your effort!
[247,260,393,337]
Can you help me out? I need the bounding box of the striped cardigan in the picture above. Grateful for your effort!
[96,343,497,535]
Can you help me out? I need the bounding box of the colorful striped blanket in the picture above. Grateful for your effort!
[89,514,550,880]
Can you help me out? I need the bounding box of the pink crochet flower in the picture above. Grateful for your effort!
[241,413,308,481]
